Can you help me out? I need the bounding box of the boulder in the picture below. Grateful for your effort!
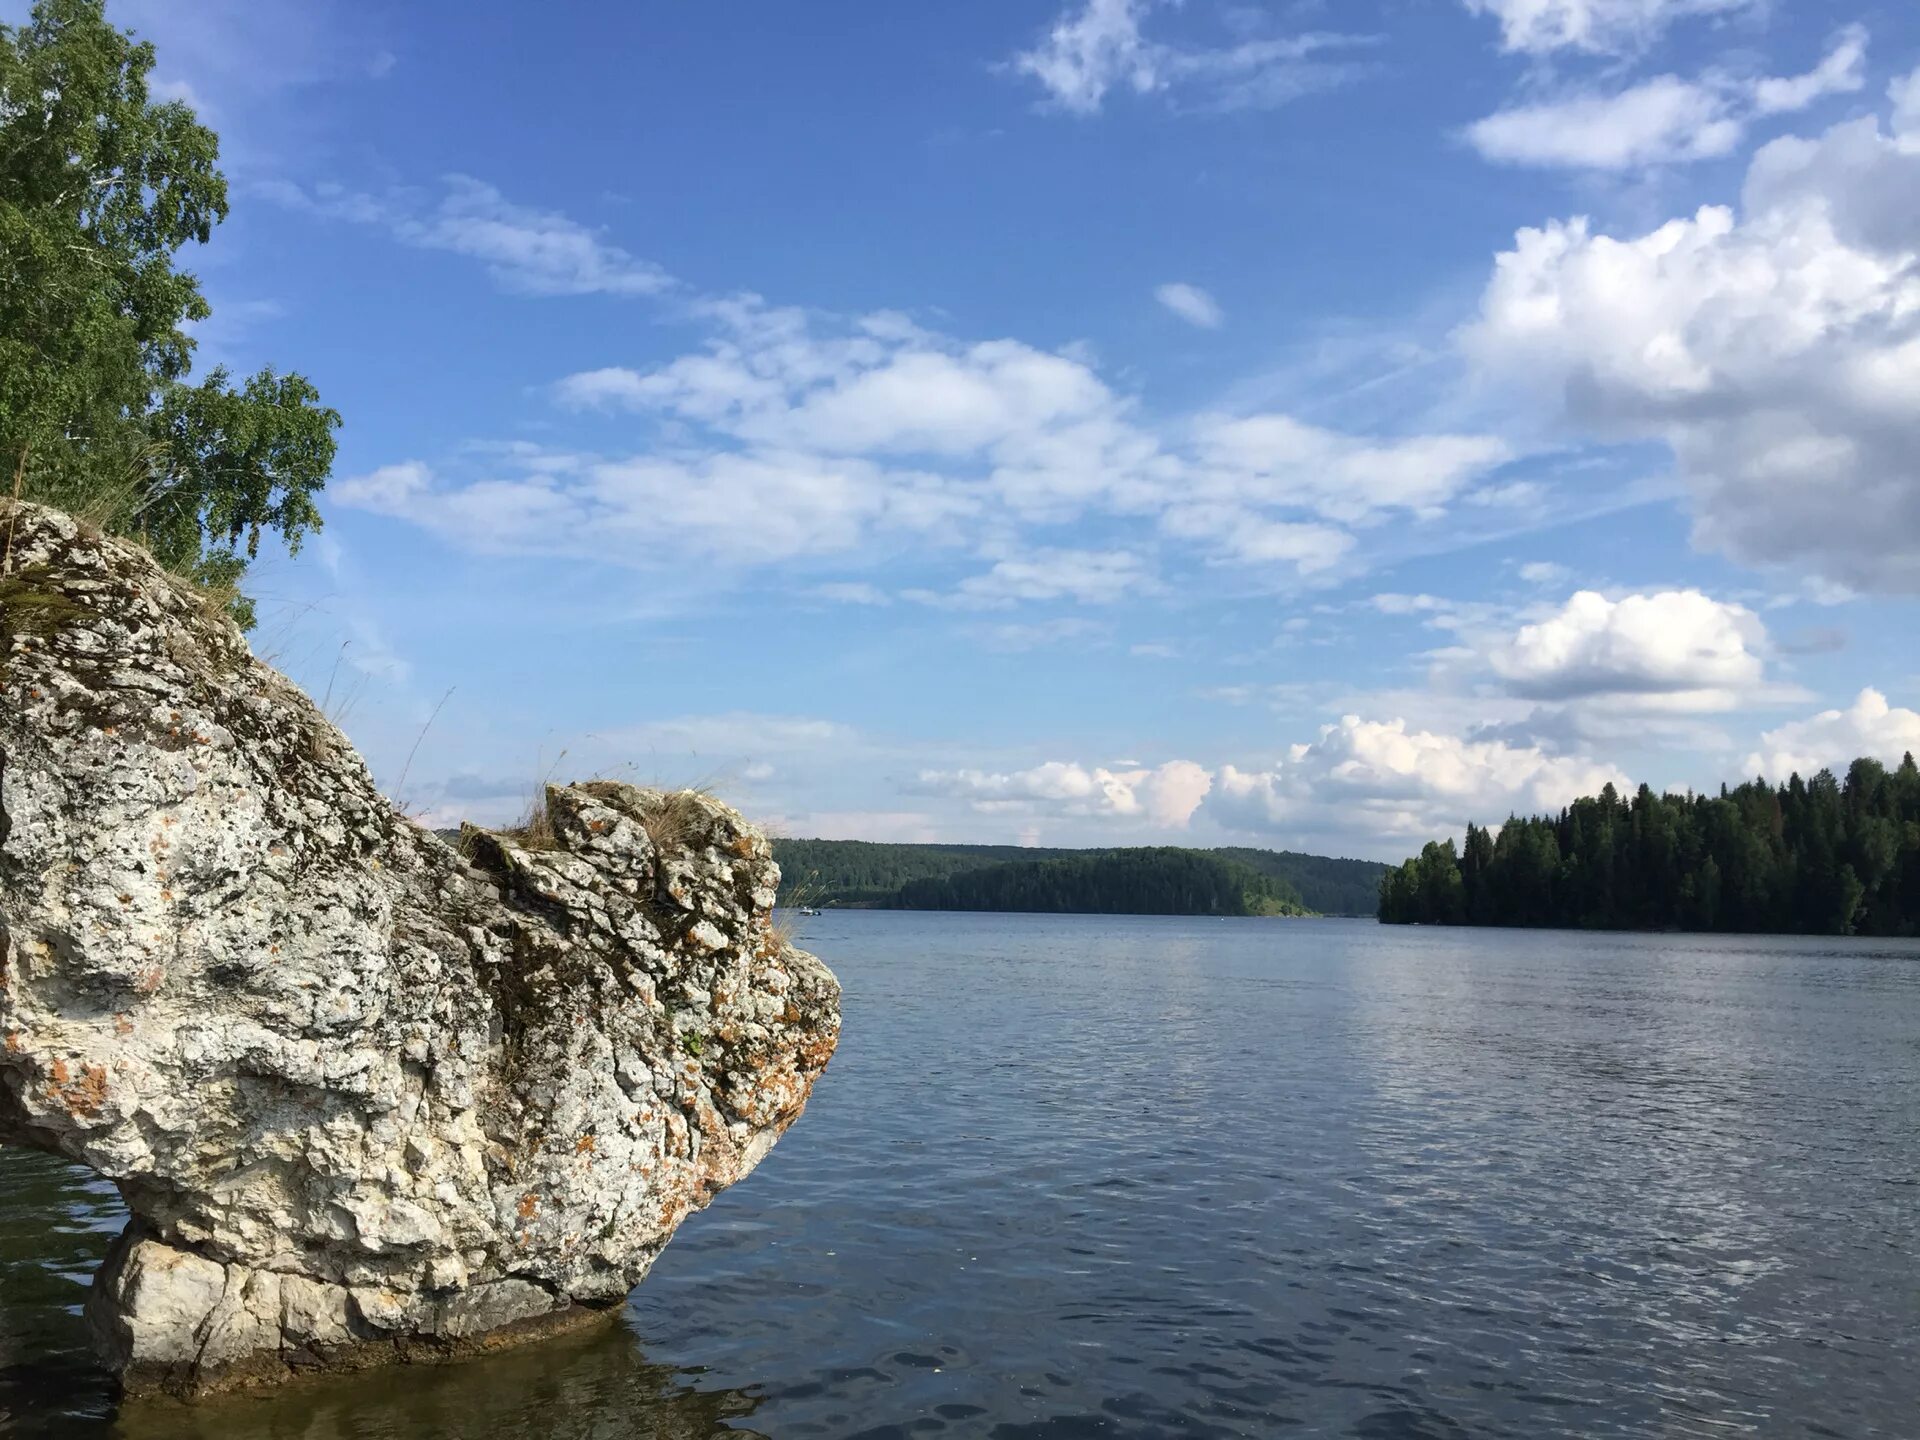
[0,502,840,1396]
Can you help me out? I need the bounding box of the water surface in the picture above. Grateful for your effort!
[4,915,1917,1437]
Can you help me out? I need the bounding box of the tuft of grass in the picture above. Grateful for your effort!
[754,878,821,959]
[634,786,714,855]
[4,480,255,632]
[486,748,575,851]
[501,790,560,852]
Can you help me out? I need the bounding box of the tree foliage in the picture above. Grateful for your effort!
[0,0,337,624]
[771,840,1081,906]
[771,838,1385,912]
[1379,757,1920,936]
[887,848,1311,917]
[1209,847,1387,916]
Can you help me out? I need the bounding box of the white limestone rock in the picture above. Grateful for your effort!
[0,501,841,1396]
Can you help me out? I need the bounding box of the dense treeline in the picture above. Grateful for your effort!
[770,840,1078,905]
[1379,755,1920,936]
[887,848,1309,917]
[1212,847,1387,915]
[772,838,1385,912]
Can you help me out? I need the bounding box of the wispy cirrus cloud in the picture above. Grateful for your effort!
[1156,282,1224,328]
[1465,27,1869,170]
[1008,0,1376,115]
[259,175,673,296]
[1462,0,1758,56]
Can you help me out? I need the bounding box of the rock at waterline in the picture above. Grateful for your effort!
[0,502,840,1397]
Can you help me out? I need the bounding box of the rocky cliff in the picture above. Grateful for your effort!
[0,501,840,1397]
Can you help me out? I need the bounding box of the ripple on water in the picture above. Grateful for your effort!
[3,915,1919,1437]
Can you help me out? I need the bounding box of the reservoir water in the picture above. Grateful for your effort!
[3,913,1917,1438]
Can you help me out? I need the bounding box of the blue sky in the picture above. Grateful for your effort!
[51,0,1920,858]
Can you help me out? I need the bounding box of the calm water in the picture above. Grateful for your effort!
[4,915,1918,1438]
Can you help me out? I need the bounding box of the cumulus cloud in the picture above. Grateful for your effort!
[1208,714,1630,849]
[1486,589,1769,705]
[1463,72,1920,593]
[1745,689,1920,779]
[1156,282,1224,328]
[915,759,1213,827]
[1009,0,1373,114]
[1463,0,1755,56]
[502,300,1511,586]
[1465,28,1867,170]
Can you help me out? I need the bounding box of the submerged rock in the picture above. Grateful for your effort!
[0,502,840,1397]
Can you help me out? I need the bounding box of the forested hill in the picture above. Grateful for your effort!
[1379,754,1920,936]
[1212,848,1390,917]
[771,839,1386,914]
[890,849,1309,917]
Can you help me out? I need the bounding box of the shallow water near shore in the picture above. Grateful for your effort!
[4,913,1918,1438]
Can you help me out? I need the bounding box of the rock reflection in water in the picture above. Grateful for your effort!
[0,1150,761,1440]
[110,1326,764,1440]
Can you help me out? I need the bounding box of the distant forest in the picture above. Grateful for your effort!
[772,840,1386,916]
[1379,754,1920,936]
[890,848,1308,917]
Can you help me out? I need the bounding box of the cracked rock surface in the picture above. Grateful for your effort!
[0,502,840,1397]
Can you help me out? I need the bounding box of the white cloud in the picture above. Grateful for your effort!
[810,581,893,606]
[261,176,671,297]
[916,759,1212,827]
[1156,282,1224,328]
[1011,0,1157,114]
[1463,0,1754,56]
[1466,28,1867,170]
[1518,561,1570,585]
[1009,0,1372,114]
[331,460,433,512]
[1745,689,1920,779]
[1894,67,1920,135]
[1161,506,1355,573]
[98,0,381,122]
[1463,73,1920,593]
[1209,714,1630,849]
[1467,75,1743,169]
[1750,25,1869,115]
[974,617,1108,652]
[1188,414,1513,524]
[555,305,1136,481]
[530,301,1508,584]
[946,548,1154,607]
[1371,592,1454,618]
[1486,589,1769,705]
[332,449,973,567]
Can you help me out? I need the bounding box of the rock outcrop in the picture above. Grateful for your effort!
[0,502,840,1396]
